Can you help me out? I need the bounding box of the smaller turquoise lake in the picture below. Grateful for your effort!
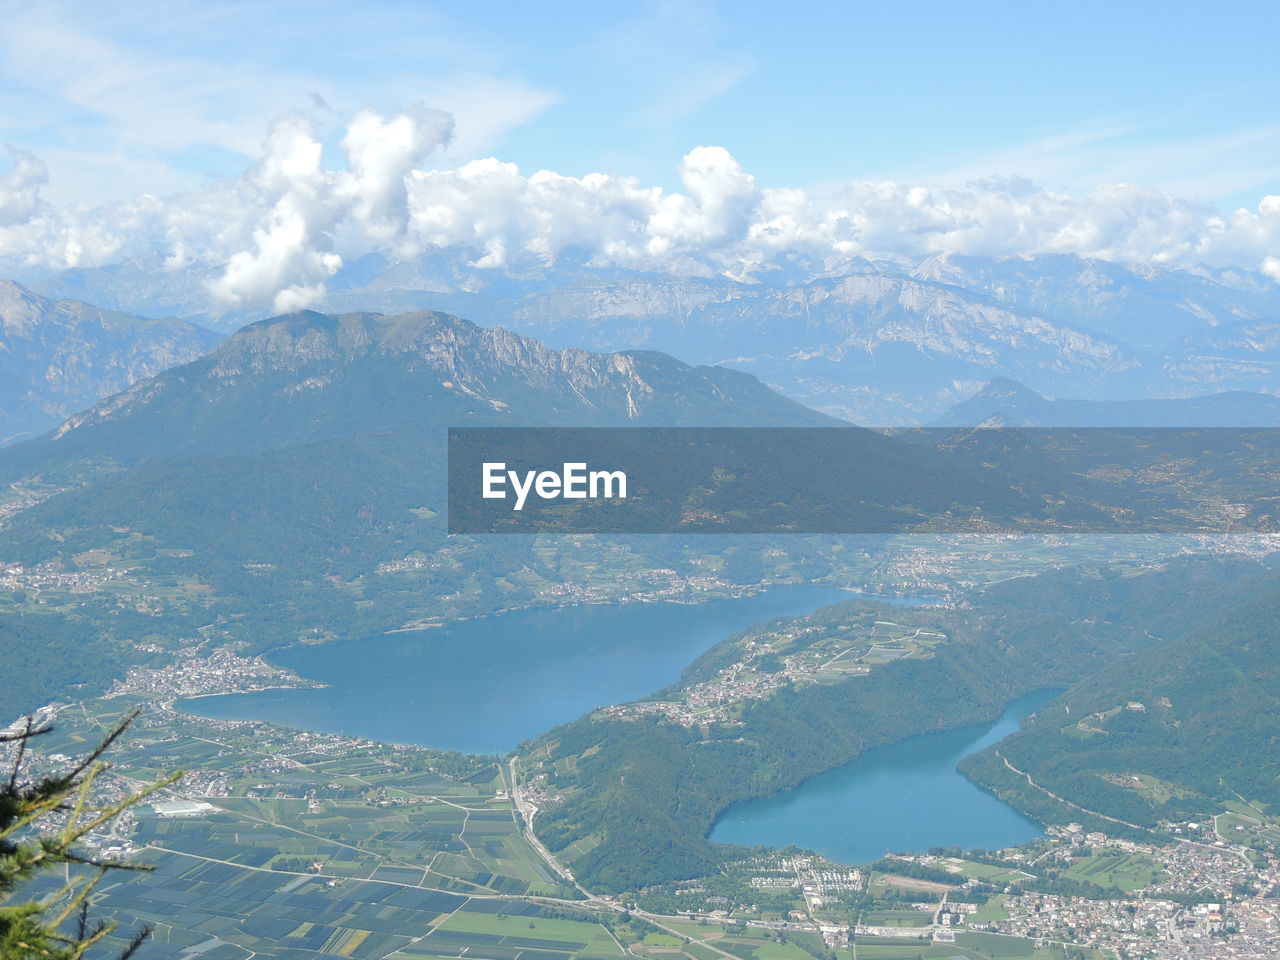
[710,689,1055,863]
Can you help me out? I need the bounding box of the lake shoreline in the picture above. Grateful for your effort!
[179,583,848,755]
[710,688,1060,865]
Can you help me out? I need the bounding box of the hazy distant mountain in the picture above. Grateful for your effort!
[1159,319,1280,395]
[325,255,1280,422]
[25,254,222,324]
[913,253,1280,353]
[22,252,1280,423]
[935,376,1280,427]
[378,266,1145,424]
[0,279,222,444]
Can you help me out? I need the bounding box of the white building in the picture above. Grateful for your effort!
[151,800,217,818]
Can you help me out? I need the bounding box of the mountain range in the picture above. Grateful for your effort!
[0,279,221,445]
[424,255,1280,422]
[21,307,832,468]
[8,251,1280,428]
[934,376,1280,426]
[13,306,1269,590]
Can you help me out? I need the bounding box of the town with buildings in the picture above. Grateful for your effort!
[0,557,129,597]
[104,646,321,701]
[970,828,1280,959]
[667,826,1280,959]
[603,613,945,725]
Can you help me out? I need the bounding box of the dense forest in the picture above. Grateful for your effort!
[0,608,151,720]
[962,567,1280,828]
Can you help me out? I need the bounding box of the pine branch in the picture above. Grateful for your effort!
[1,707,181,960]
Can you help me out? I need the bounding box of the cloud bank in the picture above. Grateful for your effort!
[1,108,1279,313]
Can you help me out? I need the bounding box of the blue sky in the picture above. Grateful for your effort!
[2,0,1279,209]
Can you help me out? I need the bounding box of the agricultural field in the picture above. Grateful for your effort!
[934,859,1031,885]
[690,929,834,960]
[659,919,732,940]
[730,938,824,960]
[953,931,1108,959]
[1215,798,1280,849]
[862,909,933,928]
[1062,850,1164,893]
[868,872,955,897]
[14,696,581,958]
[967,896,1010,925]
[93,850,469,959]
[400,904,627,960]
[1109,773,1199,807]
[1216,810,1280,846]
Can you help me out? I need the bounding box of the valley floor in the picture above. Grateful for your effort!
[7,669,1279,960]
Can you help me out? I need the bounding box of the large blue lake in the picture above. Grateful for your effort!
[710,689,1055,863]
[182,584,846,754]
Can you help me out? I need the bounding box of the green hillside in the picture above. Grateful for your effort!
[962,568,1280,829]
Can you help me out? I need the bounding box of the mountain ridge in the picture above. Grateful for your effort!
[934,375,1280,426]
[10,307,837,478]
[0,278,222,445]
[15,253,1280,425]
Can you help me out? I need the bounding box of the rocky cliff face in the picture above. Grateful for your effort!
[1159,320,1280,393]
[0,279,222,443]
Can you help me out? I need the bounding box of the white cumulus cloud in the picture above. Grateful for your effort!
[0,147,47,227]
[1,108,1279,314]
[339,106,454,245]
[205,107,453,313]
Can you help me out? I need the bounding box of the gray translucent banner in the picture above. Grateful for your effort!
[447,427,1280,534]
